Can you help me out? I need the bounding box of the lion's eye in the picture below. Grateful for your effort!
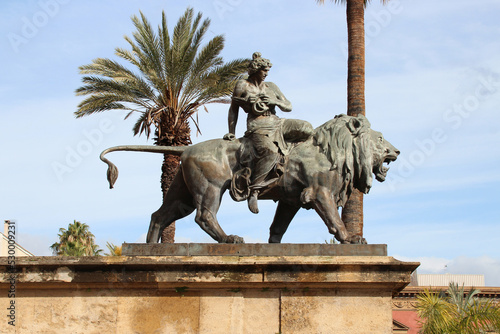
[379,137,384,142]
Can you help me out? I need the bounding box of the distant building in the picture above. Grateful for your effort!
[415,273,485,287]
[392,273,500,334]
[1,220,34,257]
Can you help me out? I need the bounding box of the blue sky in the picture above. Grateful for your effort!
[1,0,500,285]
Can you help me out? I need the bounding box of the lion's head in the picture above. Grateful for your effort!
[313,114,399,206]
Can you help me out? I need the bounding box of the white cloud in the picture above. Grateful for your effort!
[447,256,500,286]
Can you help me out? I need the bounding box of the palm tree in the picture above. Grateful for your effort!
[416,283,500,333]
[316,0,390,241]
[75,8,248,242]
[104,242,122,256]
[50,220,102,256]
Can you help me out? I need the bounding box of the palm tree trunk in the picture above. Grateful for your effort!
[160,153,180,243]
[346,0,365,116]
[342,0,366,240]
[157,116,192,244]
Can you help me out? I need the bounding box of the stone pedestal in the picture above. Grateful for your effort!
[0,244,418,333]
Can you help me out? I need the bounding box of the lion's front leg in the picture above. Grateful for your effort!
[309,187,351,244]
[269,201,300,243]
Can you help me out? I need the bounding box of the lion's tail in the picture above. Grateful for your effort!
[99,145,186,189]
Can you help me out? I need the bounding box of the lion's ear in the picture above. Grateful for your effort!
[347,117,362,135]
[347,115,371,136]
[356,114,371,128]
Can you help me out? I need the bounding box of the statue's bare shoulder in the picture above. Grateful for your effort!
[264,81,285,97]
[264,81,279,90]
[232,79,250,98]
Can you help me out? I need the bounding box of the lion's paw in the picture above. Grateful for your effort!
[225,235,245,244]
[346,235,367,244]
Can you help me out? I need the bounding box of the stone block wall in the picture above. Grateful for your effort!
[0,244,419,333]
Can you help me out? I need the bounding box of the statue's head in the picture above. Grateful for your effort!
[248,52,272,77]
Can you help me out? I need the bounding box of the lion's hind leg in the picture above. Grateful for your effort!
[192,184,244,244]
[146,170,195,243]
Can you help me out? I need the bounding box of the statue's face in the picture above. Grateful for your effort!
[255,67,270,81]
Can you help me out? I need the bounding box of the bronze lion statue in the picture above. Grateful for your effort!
[100,114,399,244]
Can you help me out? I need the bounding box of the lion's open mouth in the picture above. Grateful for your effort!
[375,153,398,182]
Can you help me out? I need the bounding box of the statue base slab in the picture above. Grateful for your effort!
[122,242,387,256]
[0,244,419,333]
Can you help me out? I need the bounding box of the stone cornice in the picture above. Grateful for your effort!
[0,254,419,294]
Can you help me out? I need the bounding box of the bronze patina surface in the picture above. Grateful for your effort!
[100,53,399,245]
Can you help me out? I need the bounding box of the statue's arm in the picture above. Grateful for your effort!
[267,82,292,112]
[224,101,239,140]
[224,82,244,141]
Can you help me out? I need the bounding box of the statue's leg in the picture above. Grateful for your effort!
[281,119,314,142]
[179,151,243,243]
[268,201,300,243]
[248,136,280,214]
[311,187,350,243]
[146,171,195,243]
[193,184,244,244]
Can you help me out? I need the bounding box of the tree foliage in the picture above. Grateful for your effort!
[416,283,500,334]
[50,220,102,256]
[104,242,122,256]
[75,7,248,145]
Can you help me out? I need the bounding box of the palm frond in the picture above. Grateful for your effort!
[187,13,210,58]
[159,11,171,100]
[180,34,225,105]
[416,289,455,333]
[131,12,165,89]
[82,57,158,100]
[79,58,135,80]
[75,94,144,118]
[169,8,193,98]
[132,111,149,137]
[193,58,249,105]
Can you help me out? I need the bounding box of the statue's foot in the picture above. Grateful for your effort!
[225,235,245,243]
[248,191,259,214]
[346,235,367,244]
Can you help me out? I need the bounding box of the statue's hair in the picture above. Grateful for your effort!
[248,52,272,75]
[313,114,373,206]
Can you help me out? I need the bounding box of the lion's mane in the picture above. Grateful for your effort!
[313,114,374,207]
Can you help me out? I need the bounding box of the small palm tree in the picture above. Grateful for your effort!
[75,8,248,242]
[104,242,122,256]
[50,220,102,256]
[316,0,390,241]
[416,283,500,333]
